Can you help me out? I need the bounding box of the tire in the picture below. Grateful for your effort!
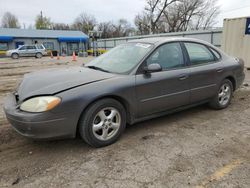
[209,79,233,109]
[11,53,19,59]
[35,53,42,58]
[79,98,126,147]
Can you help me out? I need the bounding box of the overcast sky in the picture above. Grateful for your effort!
[0,0,249,28]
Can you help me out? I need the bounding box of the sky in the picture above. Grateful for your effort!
[0,0,250,28]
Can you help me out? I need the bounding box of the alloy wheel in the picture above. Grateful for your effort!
[92,107,121,141]
[218,83,231,106]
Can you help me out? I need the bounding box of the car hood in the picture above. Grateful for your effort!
[17,66,115,101]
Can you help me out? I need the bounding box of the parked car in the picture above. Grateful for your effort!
[4,38,245,147]
[6,44,47,59]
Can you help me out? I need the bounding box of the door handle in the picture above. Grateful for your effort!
[216,67,224,73]
[179,74,188,80]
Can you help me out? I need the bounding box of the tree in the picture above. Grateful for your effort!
[144,0,179,34]
[112,19,135,37]
[72,12,97,34]
[97,21,115,38]
[35,11,52,29]
[52,23,70,30]
[163,0,219,32]
[1,12,20,28]
[97,19,135,38]
[135,0,220,34]
[190,0,219,30]
[134,13,151,35]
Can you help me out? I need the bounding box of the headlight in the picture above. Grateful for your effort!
[20,96,61,113]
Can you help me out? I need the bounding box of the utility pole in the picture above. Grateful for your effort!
[40,11,43,29]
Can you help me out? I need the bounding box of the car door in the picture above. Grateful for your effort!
[135,42,190,117]
[27,46,36,56]
[18,46,28,57]
[183,42,223,103]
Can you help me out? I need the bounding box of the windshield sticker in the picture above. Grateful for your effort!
[135,43,151,48]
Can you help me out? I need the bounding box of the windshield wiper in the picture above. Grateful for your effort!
[86,66,110,73]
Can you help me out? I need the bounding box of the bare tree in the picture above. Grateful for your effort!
[190,0,219,30]
[52,23,71,30]
[72,12,97,34]
[112,19,135,37]
[134,13,151,35]
[163,0,219,32]
[97,19,135,38]
[135,0,219,34]
[144,0,179,34]
[97,21,115,38]
[1,12,20,28]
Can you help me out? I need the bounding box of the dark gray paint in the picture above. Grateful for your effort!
[4,37,245,140]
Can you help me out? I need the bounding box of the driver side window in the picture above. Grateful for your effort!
[146,42,184,70]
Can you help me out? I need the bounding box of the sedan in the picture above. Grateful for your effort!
[4,38,245,147]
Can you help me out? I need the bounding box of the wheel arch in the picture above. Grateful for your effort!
[11,52,19,56]
[224,75,236,91]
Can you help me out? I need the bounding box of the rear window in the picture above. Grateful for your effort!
[184,42,215,65]
[36,45,44,49]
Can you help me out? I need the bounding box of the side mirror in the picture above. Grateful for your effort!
[143,63,162,73]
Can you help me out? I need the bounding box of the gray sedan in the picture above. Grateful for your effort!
[4,38,245,147]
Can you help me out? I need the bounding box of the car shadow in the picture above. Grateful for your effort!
[125,103,210,133]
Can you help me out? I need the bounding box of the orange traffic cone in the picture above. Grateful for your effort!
[72,51,77,61]
[50,51,53,59]
[57,52,60,60]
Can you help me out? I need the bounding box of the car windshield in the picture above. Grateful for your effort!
[86,43,153,74]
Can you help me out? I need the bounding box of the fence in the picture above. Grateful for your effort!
[95,29,223,50]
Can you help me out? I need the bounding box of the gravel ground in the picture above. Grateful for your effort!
[0,56,250,188]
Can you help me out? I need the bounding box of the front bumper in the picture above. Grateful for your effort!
[4,94,76,139]
[5,52,11,57]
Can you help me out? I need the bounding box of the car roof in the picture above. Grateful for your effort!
[128,37,212,46]
[21,44,38,46]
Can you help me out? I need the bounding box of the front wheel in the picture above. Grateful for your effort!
[11,53,19,59]
[79,98,126,147]
[209,79,233,109]
[35,53,42,58]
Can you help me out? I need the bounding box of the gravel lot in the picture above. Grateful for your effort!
[0,56,250,188]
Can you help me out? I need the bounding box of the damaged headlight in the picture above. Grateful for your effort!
[20,96,61,113]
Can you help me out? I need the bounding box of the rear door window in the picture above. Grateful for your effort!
[184,42,215,65]
[27,46,36,50]
[209,48,221,60]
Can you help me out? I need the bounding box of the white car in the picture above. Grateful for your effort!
[6,44,47,59]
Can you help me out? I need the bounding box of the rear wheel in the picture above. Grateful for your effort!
[35,52,42,58]
[11,53,19,59]
[209,79,233,109]
[79,98,126,147]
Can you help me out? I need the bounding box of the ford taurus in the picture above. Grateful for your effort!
[4,38,245,147]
